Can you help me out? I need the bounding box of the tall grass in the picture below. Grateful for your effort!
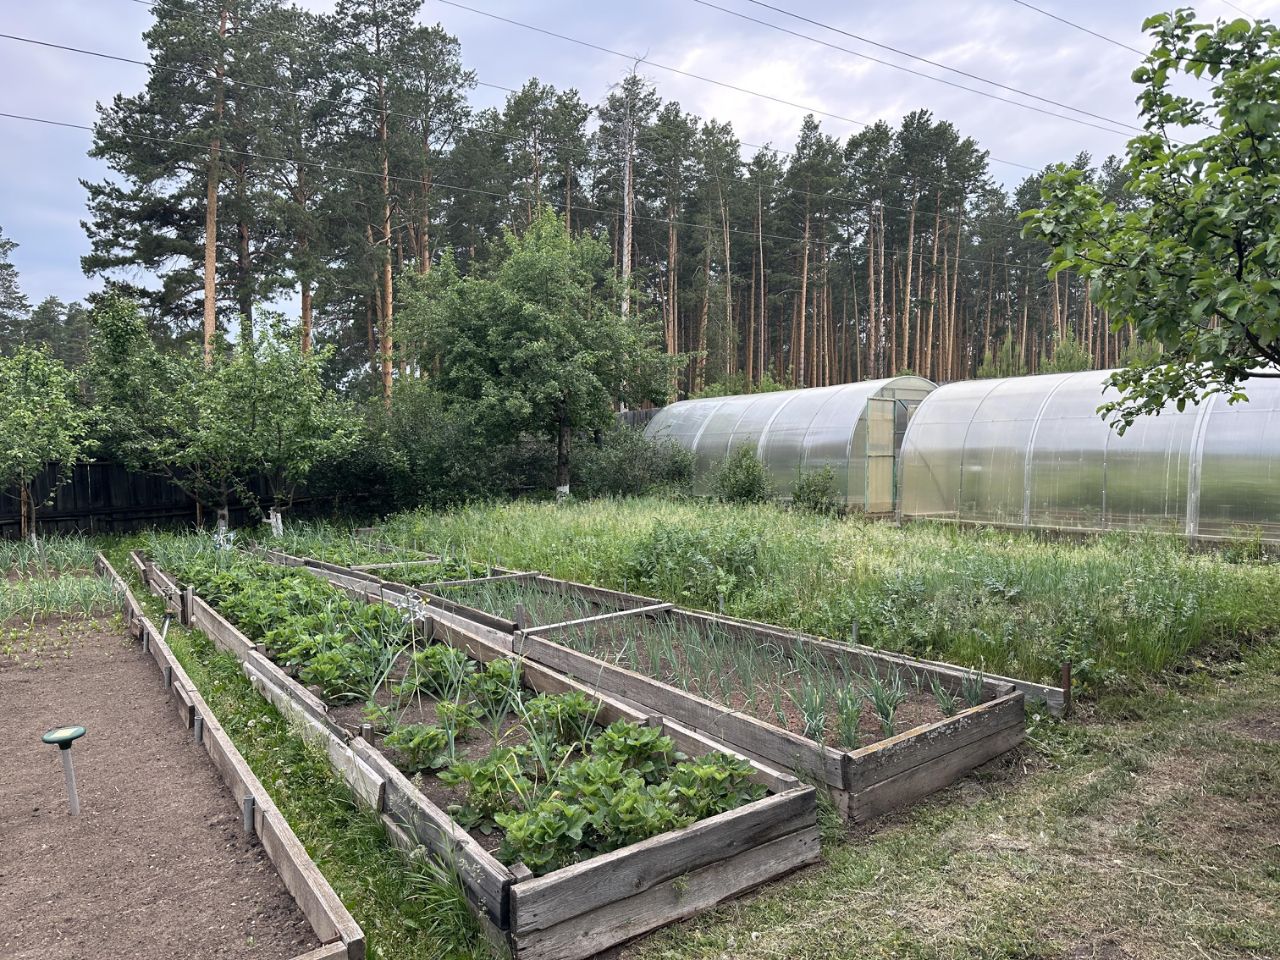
[372,498,1280,689]
[0,535,98,575]
[0,573,122,622]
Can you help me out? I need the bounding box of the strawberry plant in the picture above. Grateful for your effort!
[384,723,450,772]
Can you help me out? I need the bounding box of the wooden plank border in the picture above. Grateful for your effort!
[98,554,364,960]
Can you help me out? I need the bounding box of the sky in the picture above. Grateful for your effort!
[1,0,1276,307]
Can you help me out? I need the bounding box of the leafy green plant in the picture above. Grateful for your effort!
[791,466,842,515]
[591,720,680,783]
[524,692,599,744]
[667,753,766,821]
[384,723,450,773]
[710,446,772,504]
[468,658,523,740]
[495,797,590,874]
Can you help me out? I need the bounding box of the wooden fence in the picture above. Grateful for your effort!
[1,462,326,537]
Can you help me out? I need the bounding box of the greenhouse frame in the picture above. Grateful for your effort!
[897,369,1280,543]
[644,377,936,512]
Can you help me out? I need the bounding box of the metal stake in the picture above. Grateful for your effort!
[193,715,204,744]
[242,796,256,834]
[60,749,80,816]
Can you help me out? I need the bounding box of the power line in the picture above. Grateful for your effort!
[1006,0,1147,56]
[32,19,1029,235]
[0,109,1046,274]
[432,0,1045,173]
[1219,1,1260,19]
[693,0,1143,135]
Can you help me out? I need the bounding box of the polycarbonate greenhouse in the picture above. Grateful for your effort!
[897,369,1280,543]
[644,377,936,512]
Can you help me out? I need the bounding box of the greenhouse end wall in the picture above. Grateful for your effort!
[644,377,936,511]
[897,369,1280,543]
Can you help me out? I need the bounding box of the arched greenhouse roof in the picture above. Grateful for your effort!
[897,368,1280,542]
[644,376,936,511]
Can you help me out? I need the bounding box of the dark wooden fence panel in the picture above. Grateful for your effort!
[0,463,321,537]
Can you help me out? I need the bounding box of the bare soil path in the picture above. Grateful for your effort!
[0,615,317,960]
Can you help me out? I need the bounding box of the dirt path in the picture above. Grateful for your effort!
[0,616,317,960]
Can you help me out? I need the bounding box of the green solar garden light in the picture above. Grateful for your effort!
[42,725,86,816]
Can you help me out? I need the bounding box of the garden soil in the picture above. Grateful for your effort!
[0,616,317,959]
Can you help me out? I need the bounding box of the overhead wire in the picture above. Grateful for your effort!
[0,108,1050,275]
[691,0,1144,135]
[1005,0,1148,55]
[8,26,1031,236]
[431,0,1044,172]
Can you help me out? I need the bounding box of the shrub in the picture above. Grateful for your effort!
[572,425,693,499]
[710,446,772,503]
[619,522,762,606]
[791,466,842,514]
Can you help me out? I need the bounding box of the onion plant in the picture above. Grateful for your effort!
[861,668,909,738]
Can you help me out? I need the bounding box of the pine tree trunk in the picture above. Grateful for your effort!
[667,215,678,354]
[556,411,571,500]
[948,223,962,379]
[202,6,228,368]
[621,115,634,321]
[747,257,756,387]
[695,242,711,392]
[797,210,810,386]
[923,202,941,380]
[300,276,312,353]
[379,79,394,409]
[901,195,918,375]
[867,211,878,378]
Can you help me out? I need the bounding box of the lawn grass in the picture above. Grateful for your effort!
[378,497,1280,690]
[104,542,495,960]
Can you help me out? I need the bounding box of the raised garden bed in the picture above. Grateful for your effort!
[279,553,1050,823]
[66,554,365,960]
[138,547,819,960]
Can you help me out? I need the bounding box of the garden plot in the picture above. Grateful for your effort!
[282,554,1033,823]
[139,543,819,960]
[1,554,360,960]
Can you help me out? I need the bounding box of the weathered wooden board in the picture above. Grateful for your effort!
[258,804,365,957]
[328,737,385,813]
[287,943,349,960]
[512,827,821,960]
[846,720,1025,822]
[353,738,513,927]
[418,591,517,633]
[172,679,196,728]
[190,594,257,659]
[511,787,814,934]
[530,603,674,637]
[844,692,1024,789]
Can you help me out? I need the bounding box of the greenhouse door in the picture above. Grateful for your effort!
[865,397,897,513]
